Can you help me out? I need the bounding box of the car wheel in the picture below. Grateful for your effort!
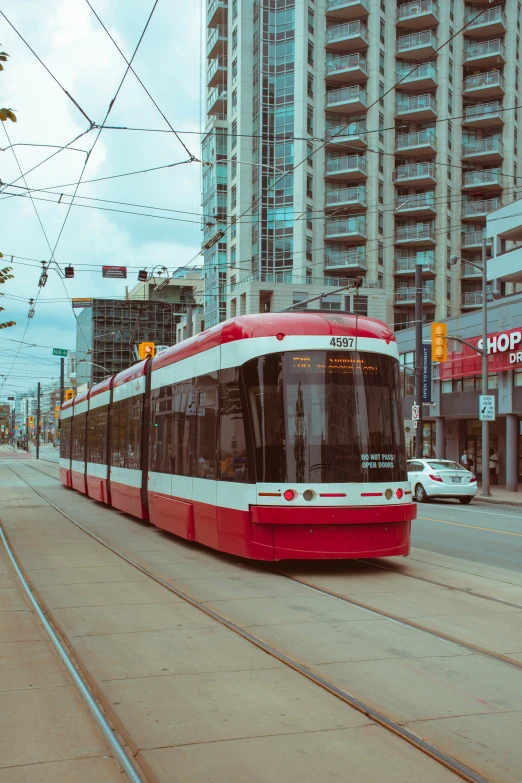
[415,483,427,503]
[459,497,473,505]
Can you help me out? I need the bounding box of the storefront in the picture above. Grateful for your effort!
[396,295,522,491]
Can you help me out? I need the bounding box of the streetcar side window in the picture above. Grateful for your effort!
[195,373,218,480]
[219,369,248,483]
[111,396,143,470]
[71,411,86,462]
[87,406,108,465]
[60,417,71,460]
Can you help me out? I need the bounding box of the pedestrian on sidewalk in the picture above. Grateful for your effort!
[489,449,499,485]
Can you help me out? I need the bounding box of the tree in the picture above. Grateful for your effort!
[0,254,15,329]
[0,47,16,123]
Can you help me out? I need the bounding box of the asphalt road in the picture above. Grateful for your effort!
[413,499,522,571]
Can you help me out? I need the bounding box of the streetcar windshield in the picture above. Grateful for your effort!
[242,351,406,484]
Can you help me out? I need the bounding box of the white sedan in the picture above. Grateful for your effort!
[407,459,478,504]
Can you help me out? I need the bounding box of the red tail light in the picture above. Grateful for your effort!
[429,474,443,482]
[396,488,403,499]
[470,475,477,483]
[283,489,295,501]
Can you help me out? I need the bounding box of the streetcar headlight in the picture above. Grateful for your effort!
[384,488,393,500]
[303,489,315,501]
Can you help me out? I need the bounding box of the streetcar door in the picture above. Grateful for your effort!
[192,365,219,550]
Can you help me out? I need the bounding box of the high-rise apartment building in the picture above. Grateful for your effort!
[201,0,522,330]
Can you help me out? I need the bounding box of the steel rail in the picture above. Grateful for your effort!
[0,522,144,783]
[0,459,496,783]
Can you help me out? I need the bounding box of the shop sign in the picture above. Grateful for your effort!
[421,344,432,402]
[441,325,522,379]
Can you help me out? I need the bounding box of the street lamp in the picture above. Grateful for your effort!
[450,238,500,497]
[77,359,111,379]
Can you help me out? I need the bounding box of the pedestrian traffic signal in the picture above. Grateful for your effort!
[138,342,155,359]
[431,322,448,363]
[65,389,75,401]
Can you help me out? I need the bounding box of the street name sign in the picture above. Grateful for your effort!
[52,348,68,357]
[479,395,495,421]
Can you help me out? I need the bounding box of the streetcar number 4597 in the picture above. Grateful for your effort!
[330,337,355,348]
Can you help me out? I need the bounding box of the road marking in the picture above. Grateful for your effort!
[427,505,522,520]
[418,516,522,537]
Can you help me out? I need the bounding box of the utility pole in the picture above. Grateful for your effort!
[186,303,193,339]
[415,258,423,458]
[36,382,41,460]
[26,414,29,452]
[60,357,65,405]
[480,237,491,497]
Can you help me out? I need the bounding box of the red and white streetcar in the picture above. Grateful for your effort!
[60,312,415,560]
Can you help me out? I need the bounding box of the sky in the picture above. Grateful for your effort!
[0,0,204,395]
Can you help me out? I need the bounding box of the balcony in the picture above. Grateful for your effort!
[463,70,504,99]
[325,185,367,210]
[396,93,436,120]
[393,162,437,186]
[325,123,367,149]
[207,56,227,88]
[396,62,437,90]
[395,287,436,305]
[461,229,492,249]
[325,85,367,112]
[207,25,228,58]
[395,255,436,275]
[465,7,507,35]
[325,217,367,242]
[395,192,436,216]
[207,85,227,115]
[462,101,503,128]
[462,136,503,163]
[325,154,367,180]
[396,30,437,59]
[326,21,369,51]
[395,129,436,156]
[326,0,369,20]
[462,169,503,192]
[207,0,227,28]
[397,0,438,28]
[395,222,436,246]
[324,251,368,272]
[463,39,505,66]
[325,53,368,83]
[462,262,482,278]
[462,198,502,220]
[461,291,483,309]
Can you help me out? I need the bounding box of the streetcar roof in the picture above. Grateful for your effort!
[152,312,395,372]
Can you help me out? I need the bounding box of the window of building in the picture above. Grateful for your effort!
[448,59,453,84]
[231,215,237,239]
[232,27,238,52]
[308,42,314,66]
[399,351,415,396]
[231,185,237,209]
[447,215,451,239]
[308,9,314,34]
[354,295,367,316]
[293,292,308,309]
[447,120,452,149]
[379,112,384,143]
[307,141,313,164]
[447,275,451,299]
[379,81,384,106]
[231,246,236,266]
[378,241,384,266]
[306,174,313,198]
[306,205,313,230]
[307,106,313,135]
[232,58,238,82]
[380,20,385,44]
[307,73,314,98]
[378,182,384,204]
[441,380,452,394]
[514,370,522,387]
[232,89,238,111]
[448,89,452,115]
[378,211,383,235]
[379,53,385,76]
[231,119,237,149]
[447,154,451,180]
[232,0,237,20]
[231,155,237,179]
[306,237,313,261]
[379,151,384,174]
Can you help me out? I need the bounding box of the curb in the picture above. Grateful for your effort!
[473,497,522,508]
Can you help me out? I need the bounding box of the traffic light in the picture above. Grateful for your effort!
[65,389,75,401]
[28,416,34,429]
[138,342,155,359]
[64,266,74,278]
[55,405,60,419]
[431,322,448,362]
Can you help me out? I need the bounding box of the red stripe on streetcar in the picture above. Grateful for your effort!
[361,492,383,497]
[320,493,346,497]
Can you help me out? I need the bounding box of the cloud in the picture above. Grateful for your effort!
[0,0,203,394]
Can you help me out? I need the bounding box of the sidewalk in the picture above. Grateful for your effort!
[475,484,522,507]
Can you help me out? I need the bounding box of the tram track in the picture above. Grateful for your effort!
[2,459,519,783]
